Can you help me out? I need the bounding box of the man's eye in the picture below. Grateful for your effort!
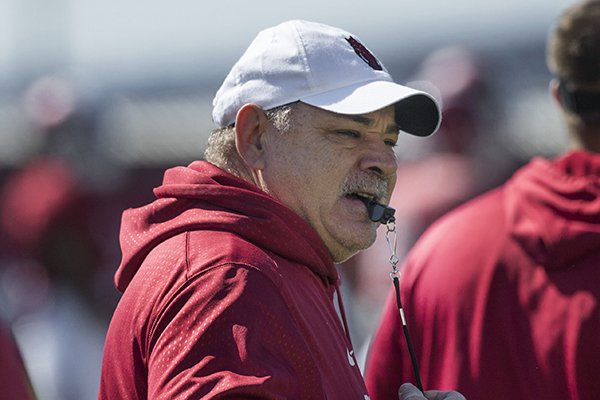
[336,130,360,139]
[384,139,398,147]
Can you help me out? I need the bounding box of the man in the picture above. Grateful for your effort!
[365,2,600,399]
[99,20,464,399]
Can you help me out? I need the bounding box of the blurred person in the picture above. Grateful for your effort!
[0,318,36,399]
[0,156,108,400]
[364,1,600,399]
[98,20,465,400]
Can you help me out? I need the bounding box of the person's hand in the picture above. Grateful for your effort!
[398,383,466,400]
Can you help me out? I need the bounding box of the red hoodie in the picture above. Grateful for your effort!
[365,150,600,400]
[0,321,35,400]
[99,161,369,399]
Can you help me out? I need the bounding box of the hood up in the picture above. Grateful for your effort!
[505,150,600,270]
[114,161,335,292]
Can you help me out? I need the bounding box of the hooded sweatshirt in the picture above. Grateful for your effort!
[365,150,600,400]
[99,161,368,399]
[0,321,35,400]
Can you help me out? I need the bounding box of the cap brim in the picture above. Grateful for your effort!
[300,80,441,137]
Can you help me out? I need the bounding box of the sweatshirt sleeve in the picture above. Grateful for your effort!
[146,263,322,399]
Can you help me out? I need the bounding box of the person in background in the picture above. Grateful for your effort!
[0,318,36,399]
[0,156,108,400]
[98,20,465,400]
[364,1,600,399]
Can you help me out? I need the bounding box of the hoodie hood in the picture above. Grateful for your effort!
[505,150,600,269]
[114,161,336,292]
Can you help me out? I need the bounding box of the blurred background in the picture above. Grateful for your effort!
[0,0,579,398]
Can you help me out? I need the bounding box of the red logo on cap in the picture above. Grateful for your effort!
[346,36,383,71]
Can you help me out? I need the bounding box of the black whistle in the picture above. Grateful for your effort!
[361,198,396,224]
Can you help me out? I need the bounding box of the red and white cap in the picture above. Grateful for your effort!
[212,20,441,137]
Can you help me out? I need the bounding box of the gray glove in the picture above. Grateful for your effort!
[398,383,466,400]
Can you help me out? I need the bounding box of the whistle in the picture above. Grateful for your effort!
[361,198,396,224]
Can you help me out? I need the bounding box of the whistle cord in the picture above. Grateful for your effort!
[385,220,424,393]
[392,275,424,392]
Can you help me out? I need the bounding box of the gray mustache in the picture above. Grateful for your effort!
[341,173,388,202]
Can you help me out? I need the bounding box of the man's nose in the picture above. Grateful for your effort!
[358,142,397,179]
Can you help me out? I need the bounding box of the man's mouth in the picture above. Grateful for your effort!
[345,192,396,224]
[340,174,391,222]
[347,192,377,203]
[344,192,377,216]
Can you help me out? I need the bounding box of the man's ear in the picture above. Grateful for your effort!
[234,104,270,170]
[550,78,564,109]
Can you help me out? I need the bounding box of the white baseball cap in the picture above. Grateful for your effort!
[212,20,441,137]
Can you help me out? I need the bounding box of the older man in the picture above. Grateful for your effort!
[99,20,464,400]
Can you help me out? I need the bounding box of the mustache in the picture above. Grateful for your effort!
[340,172,389,203]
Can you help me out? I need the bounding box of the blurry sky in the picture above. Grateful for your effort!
[0,0,580,167]
[1,0,579,87]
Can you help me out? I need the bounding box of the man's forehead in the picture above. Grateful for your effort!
[301,103,399,133]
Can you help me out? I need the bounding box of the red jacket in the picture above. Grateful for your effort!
[0,321,35,400]
[365,150,600,400]
[99,161,368,399]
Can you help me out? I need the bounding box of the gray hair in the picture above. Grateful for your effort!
[204,103,296,178]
